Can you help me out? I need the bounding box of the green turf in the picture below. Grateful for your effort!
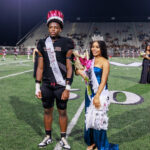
[115,92,126,102]
[0,56,150,150]
[109,57,142,64]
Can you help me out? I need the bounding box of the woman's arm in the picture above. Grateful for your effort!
[143,51,150,60]
[93,60,110,109]
[96,60,109,96]
[145,56,150,60]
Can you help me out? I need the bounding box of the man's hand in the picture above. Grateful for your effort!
[93,94,101,109]
[61,89,70,100]
[35,83,42,99]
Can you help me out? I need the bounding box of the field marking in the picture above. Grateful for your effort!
[54,100,85,150]
[0,69,33,80]
[0,60,32,66]
[110,61,142,67]
[15,64,32,66]
[110,90,144,105]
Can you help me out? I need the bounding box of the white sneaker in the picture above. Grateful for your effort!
[59,137,71,150]
[38,135,52,148]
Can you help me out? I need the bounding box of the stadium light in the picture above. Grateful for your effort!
[76,17,81,21]
[111,17,116,20]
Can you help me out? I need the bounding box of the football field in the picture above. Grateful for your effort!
[0,55,150,150]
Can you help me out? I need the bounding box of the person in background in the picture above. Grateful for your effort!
[14,47,19,60]
[139,43,150,84]
[27,47,31,59]
[2,47,7,61]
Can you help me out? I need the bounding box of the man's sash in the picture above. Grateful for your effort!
[45,36,66,86]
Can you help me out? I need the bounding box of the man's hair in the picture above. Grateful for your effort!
[47,19,63,29]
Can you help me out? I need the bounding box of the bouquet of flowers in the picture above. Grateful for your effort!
[73,50,92,95]
[73,50,91,71]
[140,51,146,56]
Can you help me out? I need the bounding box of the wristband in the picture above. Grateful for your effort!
[65,84,71,91]
[66,57,71,59]
[35,80,41,83]
[66,78,72,84]
[35,83,41,95]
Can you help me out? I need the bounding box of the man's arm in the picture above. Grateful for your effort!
[36,51,44,81]
[66,50,73,85]
[35,51,43,99]
[61,49,73,100]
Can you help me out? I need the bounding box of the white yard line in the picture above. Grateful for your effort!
[54,100,85,150]
[110,61,142,67]
[0,69,33,80]
[0,60,32,66]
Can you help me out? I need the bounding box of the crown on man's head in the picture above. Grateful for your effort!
[92,35,104,41]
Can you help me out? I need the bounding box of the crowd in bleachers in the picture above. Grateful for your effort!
[67,33,87,48]
[2,22,150,57]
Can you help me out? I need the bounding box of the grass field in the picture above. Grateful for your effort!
[0,55,150,150]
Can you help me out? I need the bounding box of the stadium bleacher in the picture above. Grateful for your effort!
[1,22,150,57]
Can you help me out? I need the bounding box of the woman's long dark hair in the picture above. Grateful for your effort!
[145,43,150,52]
[89,41,108,60]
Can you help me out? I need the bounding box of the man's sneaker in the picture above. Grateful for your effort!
[38,135,52,148]
[59,137,71,150]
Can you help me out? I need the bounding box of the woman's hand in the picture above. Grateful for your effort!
[93,94,101,109]
[75,69,84,75]
[142,54,147,58]
[76,69,88,80]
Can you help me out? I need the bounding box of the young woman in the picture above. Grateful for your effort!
[139,44,150,84]
[76,40,119,150]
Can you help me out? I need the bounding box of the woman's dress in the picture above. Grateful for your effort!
[140,54,150,84]
[84,67,119,150]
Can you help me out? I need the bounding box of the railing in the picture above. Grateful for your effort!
[16,20,44,46]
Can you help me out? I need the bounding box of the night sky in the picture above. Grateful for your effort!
[1,0,150,46]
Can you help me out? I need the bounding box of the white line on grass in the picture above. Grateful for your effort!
[0,69,33,80]
[54,100,85,150]
[0,60,32,66]
[110,61,142,67]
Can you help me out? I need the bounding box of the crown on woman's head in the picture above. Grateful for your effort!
[92,35,104,41]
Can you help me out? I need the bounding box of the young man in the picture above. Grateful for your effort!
[35,10,74,149]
